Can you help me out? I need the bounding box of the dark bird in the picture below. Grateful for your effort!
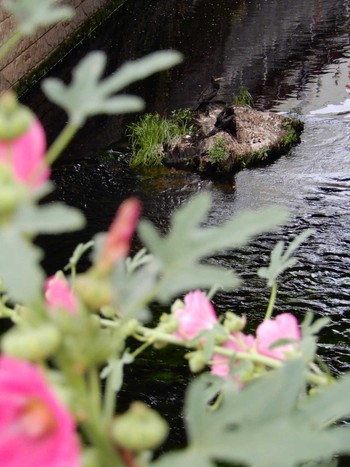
[193,76,222,112]
[206,106,237,138]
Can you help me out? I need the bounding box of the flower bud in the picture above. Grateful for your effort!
[0,92,33,140]
[75,273,113,310]
[2,323,61,361]
[120,319,139,337]
[223,312,246,333]
[170,298,184,313]
[157,312,179,334]
[186,350,206,373]
[0,165,27,216]
[111,402,168,452]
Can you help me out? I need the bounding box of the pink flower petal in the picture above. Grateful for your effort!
[0,119,50,189]
[256,313,301,360]
[173,290,218,341]
[99,197,142,271]
[44,276,78,314]
[211,332,255,382]
[0,355,81,467]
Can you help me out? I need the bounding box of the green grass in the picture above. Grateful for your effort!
[232,85,254,107]
[207,135,230,163]
[128,108,195,167]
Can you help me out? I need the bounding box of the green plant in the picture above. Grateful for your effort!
[128,108,195,167]
[128,113,167,167]
[207,135,230,163]
[232,85,255,107]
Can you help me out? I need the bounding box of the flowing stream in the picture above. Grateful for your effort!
[21,0,350,452]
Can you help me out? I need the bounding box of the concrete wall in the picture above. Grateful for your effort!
[0,0,113,94]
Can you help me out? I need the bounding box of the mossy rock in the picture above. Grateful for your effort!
[164,104,304,177]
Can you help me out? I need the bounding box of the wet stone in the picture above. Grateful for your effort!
[165,104,304,178]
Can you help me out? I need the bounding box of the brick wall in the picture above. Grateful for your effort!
[0,0,112,93]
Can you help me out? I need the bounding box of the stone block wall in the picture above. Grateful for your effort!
[0,0,112,94]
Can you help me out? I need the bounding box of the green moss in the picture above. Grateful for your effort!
[128,109,196,167]
[15,0,129,96]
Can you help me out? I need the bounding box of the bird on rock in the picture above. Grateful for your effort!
[193,76,222,113]
[206,106,237,138]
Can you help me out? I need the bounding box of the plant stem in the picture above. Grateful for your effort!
[131,339,153,358]
[81,418,123,467]
[264,280,278,320]
[88,366,101,421]
[136,326,330,386]
[0,30,22,62]
[102,361,118,427]
[45,122,79,166]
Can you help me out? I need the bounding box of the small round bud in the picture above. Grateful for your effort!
[223,312,246,333]
[186,350,206,373]
[111,402,168,452]
[0,92,33,140]
[157,313,179,334]
[2,323,61,361]
[170,298,184,314]
[75,273,112,310]
[120,319,139,337]
[0,165,27,216]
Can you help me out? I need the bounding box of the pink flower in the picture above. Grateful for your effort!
[0,355,81,467]
[173,290,218,341]
[0,118,49,189]
[98,197,142,271]
[44,276,78,314]
[211,332,255,383]
[256,313,301,360]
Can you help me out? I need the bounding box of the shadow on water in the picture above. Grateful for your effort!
[19,0,350,455]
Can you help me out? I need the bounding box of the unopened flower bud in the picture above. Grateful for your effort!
[111,402,168,452]
[170,299,184,314]
[157,312,178,334]
[0,92,33,140]
[186,350,206,373]
[2,323,61,361]
[223,312,246,333]
[0,165,27,216]
[75,273,112,310]
[120,319,139,337]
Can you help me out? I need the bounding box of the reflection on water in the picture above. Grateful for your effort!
[26,0,350,452]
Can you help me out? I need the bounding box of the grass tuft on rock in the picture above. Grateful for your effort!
[128,109,195,167]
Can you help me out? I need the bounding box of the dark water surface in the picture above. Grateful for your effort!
[22,0,350,452]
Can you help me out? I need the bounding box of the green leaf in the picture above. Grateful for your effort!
[296,372,350,427]
[2,0,74,36]
[152,450,215,467]
[13,202,85,235]
[64,240,94,271]
[100,351,134,392]
[0,227,43,302]
[110,261,160,320]
[166,361,350,467]
[42,50,183,126]
[258,228,314,286]
[138,192,289,303]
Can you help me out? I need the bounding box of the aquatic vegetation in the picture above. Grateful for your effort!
[232,85,255,107]
[128,108,195,167]
[207,135,230,162]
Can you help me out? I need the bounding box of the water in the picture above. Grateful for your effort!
[21,0,350,452]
